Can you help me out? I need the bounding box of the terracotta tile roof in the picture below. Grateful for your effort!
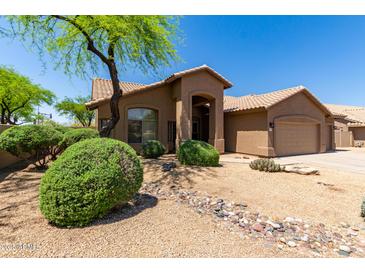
[324,104,365,124]
[86,65,232,108]
[91,79,146,100]
[223,86,331,114]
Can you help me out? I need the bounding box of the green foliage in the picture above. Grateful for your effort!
[59,128,99,149]
[4,16,180,78]
[39,138,143,227]
[0,66,55,124]
[177,139,219,167]
[141,140,165,159]
[42,120,71,134]
[0,124,63,167]
[55,96,95,127]
[361,198,365,218]
[249,158,282,172]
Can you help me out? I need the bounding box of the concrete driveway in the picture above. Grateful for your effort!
[276,148,365,174]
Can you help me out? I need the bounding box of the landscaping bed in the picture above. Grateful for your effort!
[1,155,365,257]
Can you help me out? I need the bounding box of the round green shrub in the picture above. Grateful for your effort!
[141,140,165,159]
[177,139,219,167]
[361,198,365,218]
[249,158,282,172]
[0,125,63,167]
[40,138,143,227]
[59,128,99,148]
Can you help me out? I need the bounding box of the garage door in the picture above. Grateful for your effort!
[275,122,319,156]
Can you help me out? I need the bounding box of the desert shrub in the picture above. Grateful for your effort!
[43,120,71,134]
[39,138,143,227]
[41,120,72,159]
[177,139,219,167]
[249,158,282,172]
[0,124,63,168]
[59,128,99,149]
[361,198,365,218]
[141,140,165,159]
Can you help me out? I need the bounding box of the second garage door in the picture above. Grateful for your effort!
[274,122,319,156]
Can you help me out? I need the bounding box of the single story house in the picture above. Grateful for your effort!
[86,65,334,157]
[325,104,365,147]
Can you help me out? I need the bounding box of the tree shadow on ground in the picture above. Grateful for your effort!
[143,154,220,191]
[88,193,158,227]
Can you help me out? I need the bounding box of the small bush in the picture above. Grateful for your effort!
[177,139,219,167]
[0,125,63,168]
[249,158,282,172]
[40,138,143,227]
[141,140,165,159]
[59,128,99,149]
[361,198,365,218]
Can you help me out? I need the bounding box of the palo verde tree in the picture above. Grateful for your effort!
[0,66,55,124]
[3,16,180,136]
[55,96,95,127]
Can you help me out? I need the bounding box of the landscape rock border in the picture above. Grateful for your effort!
[141,179,365,257]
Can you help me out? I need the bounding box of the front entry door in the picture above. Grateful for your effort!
[192,117,200,140]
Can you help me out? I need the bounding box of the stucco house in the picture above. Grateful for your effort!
[86,65,334,157]
[325,104,365,147]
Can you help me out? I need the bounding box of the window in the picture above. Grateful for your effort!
[99,119,110,130]
[128,108,157,143]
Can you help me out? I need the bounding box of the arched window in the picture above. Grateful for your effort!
[128,108,158,143]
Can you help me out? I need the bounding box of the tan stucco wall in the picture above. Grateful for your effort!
[350,127,365,142]
[97,85,176,152]
[224,110,269,156]
[334,118,349,131]
[96,70,226,153]
[176,71,225,152]
[334,130,354,147]
[267,92,334,156]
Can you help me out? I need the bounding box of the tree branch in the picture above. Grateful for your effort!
[51,15,111,65]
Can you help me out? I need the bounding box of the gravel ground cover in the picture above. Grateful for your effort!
[0,162,300,258]
[1,155,365,258]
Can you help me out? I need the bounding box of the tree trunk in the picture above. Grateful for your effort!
[99,61,122,137]
[0,108,5,124]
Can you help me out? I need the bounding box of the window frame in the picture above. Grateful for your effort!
[127,107,158,144]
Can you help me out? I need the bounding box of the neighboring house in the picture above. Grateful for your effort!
[325,104,365,147]
[86,65,334,157]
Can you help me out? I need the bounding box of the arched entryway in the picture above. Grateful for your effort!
[175,90,225,153]
[191,94,211,143]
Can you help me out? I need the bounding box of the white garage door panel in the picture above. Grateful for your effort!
[275,122,319,156]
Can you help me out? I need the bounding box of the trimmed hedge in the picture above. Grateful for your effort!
[59,128,99,149]
[177,139,219,167]
[40,138,143,227]
[141,140,165,159]
[249,158,282,172]
[0,124,63,167]
[43,120,71,134]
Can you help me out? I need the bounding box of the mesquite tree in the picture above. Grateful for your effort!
[3,16,180,136]
[0,66,55,124]
[55,96,95,127]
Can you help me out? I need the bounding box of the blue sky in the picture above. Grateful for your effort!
[1,16,365,123]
